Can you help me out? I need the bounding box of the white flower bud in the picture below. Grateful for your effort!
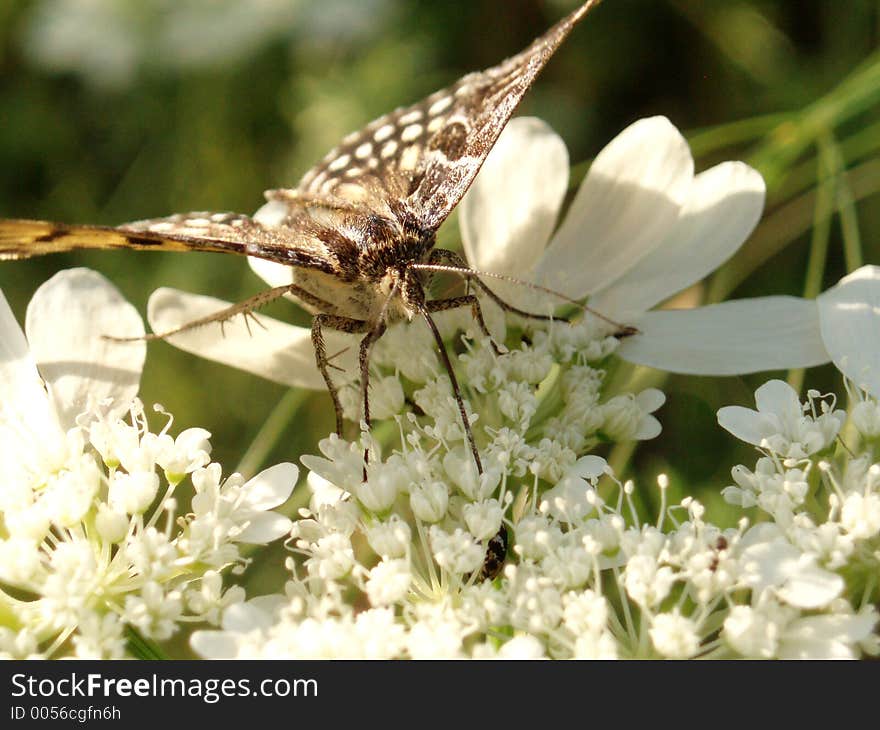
[95,504,130,543]
[410,481,448,523]
[365,558,412,606]
[649,611,699,659]
[366,516,412,558]
[462,500,504,541]
[356,462,405,513]
[109,470,160,515]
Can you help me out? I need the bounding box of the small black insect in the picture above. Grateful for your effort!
[478,525,509,582]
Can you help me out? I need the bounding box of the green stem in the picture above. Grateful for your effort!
[802,135,836,301]
[706,156,880,303]
[788,134,836,393]
[235,388,310,478]
[126,626,167,660]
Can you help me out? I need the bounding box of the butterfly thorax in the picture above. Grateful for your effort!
[289,208,434,326]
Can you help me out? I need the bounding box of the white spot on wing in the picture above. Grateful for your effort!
[355,142,373,159]
[328,153,351,172]
[380,141,398,158]
[427,117,444,134]
[399,145,420,171]
[401,124,423,142]
[336,183,368,201]
[399,109,423,125]
[374,124,395,142]
[428,96,453,116]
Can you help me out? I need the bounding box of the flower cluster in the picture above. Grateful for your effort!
[187,117,879,659]
[193,372,879,659]
[0,270,295,658]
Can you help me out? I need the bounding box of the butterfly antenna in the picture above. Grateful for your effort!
[410,262,638,336]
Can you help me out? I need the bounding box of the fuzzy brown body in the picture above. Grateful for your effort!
[279,202,437,326]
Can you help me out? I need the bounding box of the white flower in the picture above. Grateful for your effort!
[624,262,880,385]
[428,527,484,575]
[1,269,145,491]
[717,380,845,458]
[649,611,700,659]
[458,116,803,377]
[839,491,880,540]
[724,601,878,659]
[410,481,449,523]
[738,525,844,609]
[365,559,412,606]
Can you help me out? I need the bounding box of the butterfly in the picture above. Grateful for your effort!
[0,1,604,484]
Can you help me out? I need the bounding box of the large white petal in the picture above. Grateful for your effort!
[0,288,66,477]
[241,462,298,511]
[147,288,357,390]
[236,511,293,544]
[25,268,145,428]
[248,256,294,288]
[590,162,765,319]
[250,199,297,289]
[617,296,829,375]
[817,265,880,399]
[535,117,693,299]
[460,117,568,305]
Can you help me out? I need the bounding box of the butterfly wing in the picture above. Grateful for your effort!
[0,213,339,275]
[268,0,600,233]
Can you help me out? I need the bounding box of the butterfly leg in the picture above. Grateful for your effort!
[424,295,506,356]
[311,314,370,436]
[428,248,560,323]
[419,305,483,476]
[105,285,294,342]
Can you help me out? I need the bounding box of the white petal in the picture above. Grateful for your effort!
[717,405,765,446]
[189,630,240,658]
[777,562,844,609]
[248,256,294,288]
[460,117,568,304]
[147,287,357,389]
[590,162,765,319]
[817,265,880,398]
[536,117,694,299]
[25,268,145,428]
[753,379,800,417]
[221,600,276,631]
[636,388,666,413]
[249,200,297,287]
[635,414,662,440]
[252,199,290,228]
[0,287,64,458]
[241,462,298,510]
[617,297,829,375]
[236,511,293,543]
[570,455,607,479]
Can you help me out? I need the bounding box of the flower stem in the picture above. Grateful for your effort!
[126,627,167,660]
[235,388,310,478]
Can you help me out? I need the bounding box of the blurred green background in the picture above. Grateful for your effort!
[1,0,879,533]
